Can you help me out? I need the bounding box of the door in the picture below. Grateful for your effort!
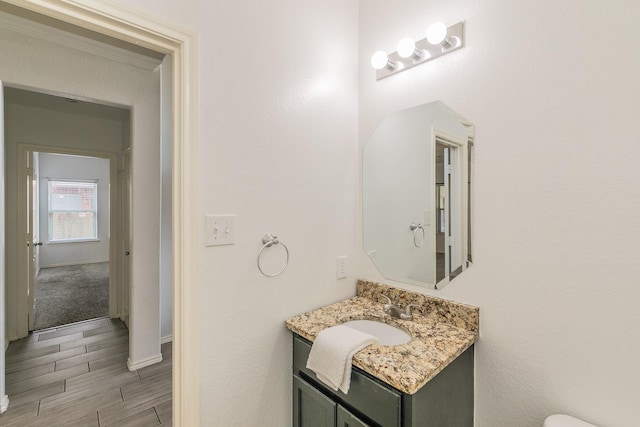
[16,144,117,336]
[32,153,41,279]
[443,144,452,281]
[121,148,131,326]
[293,375,337,427]
[445,144,463,280]
[435,140,465,287]
[25,150,41,331]
[435,142,451,285]
[336,405,369,427]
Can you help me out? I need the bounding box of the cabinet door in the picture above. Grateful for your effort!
[336,405,369,427]
[293,335,401,427]
[293,375,336,427]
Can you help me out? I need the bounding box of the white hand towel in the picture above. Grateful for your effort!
[306,325,377,394]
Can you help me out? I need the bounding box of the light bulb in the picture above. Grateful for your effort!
[426,22,448,45]
[371,50,389,70]
[397,38,416,59]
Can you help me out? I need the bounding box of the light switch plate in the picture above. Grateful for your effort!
[205,215,236,246]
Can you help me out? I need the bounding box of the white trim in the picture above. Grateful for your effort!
[39,260,108,269]
[47,171,99,243]
[46,239,101,245]
[161,334,173,344]
[3,2,200,424]
[127,353,162,371]
[0,10,162,71]
[0,395,9,413]
[0,80,5,415]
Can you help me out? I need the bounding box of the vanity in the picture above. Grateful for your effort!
[285,100,478,426]
[286,280,479,427]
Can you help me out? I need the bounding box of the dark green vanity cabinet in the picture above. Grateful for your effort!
[294,375,369,427]
[337,405,370,427]
[292,335,474,427]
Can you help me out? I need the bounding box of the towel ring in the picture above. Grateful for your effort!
[257,233,290,277]
[409,222,425,248]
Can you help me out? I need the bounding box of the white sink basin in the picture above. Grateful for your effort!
[341,319,411,346]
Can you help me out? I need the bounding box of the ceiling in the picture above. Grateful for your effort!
[5,86,130,121]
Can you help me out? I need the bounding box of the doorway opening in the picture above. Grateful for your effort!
[0,1,199,423]
[434,136,463,287]
[8,86,127,338]
[1,83,174,426]
[31,153,111,331]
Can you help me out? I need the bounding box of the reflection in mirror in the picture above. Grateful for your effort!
[363,101,474,289]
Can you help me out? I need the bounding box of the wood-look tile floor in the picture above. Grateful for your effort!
[0,317,172,426]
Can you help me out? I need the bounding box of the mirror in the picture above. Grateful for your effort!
[363,101,474,289]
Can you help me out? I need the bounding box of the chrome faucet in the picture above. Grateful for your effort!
[380,294,419,321]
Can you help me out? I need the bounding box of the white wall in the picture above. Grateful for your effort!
[37,153,110,268]
[359,1,640,426]
[0,22,163,367]
[108,0,360,424]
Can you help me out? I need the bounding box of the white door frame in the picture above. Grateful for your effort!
[17,144,119,333]
[0,80,9,413]
[1,1,200,425]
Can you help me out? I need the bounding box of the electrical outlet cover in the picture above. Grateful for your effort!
[336,256,347,279]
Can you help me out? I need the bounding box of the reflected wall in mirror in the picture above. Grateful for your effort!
[363,101,474,289]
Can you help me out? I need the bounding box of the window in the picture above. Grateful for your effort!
[48,180,98,242]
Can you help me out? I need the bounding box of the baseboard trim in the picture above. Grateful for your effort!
[120,314,130,329]
[161,335,173,344]
[40,260,109,269]
[1,395,9,413]
[127,353,163,371]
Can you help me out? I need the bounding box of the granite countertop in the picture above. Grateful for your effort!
[285,280,479,395]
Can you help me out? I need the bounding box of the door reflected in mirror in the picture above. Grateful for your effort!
[363,101,474,289]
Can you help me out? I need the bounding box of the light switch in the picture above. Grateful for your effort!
[205,215,236,246]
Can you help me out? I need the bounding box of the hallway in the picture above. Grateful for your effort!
[0,318,171,426]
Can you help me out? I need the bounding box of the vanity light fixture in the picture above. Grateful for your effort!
[426,22,448,46]
[397,38,423,60]
[371,50,397,71]
[371,21,464,80]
